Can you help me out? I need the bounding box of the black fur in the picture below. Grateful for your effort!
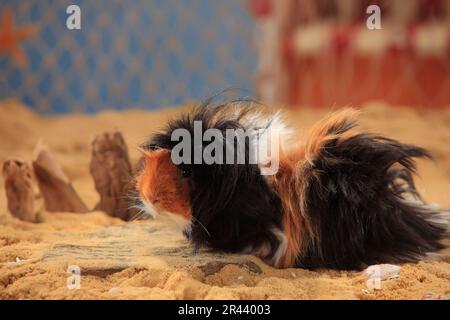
[146,104,283,257]
[298,130,447,270]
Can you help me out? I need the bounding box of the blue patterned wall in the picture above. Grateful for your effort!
[0,0,256,113]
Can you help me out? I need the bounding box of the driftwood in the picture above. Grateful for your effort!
[89,131,137,220]
[32,141,88,213]
[2,160,37,222]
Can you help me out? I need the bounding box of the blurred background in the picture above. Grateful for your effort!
[0,0,256,113]
[0,0,449,114]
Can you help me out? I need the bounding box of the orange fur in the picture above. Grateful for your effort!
[136,149,191,219]
[269,155,305,267]
[269,108,360,267]
[302,108,359,165]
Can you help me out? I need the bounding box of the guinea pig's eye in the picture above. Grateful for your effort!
[181,167,191,178]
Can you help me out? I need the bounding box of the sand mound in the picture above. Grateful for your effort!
[0,99,449,300]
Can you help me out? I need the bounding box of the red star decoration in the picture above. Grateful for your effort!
[0,7,38,68]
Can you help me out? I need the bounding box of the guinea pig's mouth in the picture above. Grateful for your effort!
[139,198,191,232]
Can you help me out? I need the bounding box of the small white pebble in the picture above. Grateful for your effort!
[365,264,401,281]
[15,257,22,263]
[108,287,119,293]
[290,272,297,279]
[237,276,244,281]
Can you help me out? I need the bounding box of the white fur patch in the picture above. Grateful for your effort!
[241,227,288,267]
[245,111,293,150]
[141,200,158,219]
[400,199,450,259]
[245,112,293,176]
[270,226,288,267]
[403,200,450,233]
[141,199,191,232]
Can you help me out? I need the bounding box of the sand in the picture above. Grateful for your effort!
[0,98,449,300]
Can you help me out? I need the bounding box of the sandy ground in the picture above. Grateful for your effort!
[0,99,449,300]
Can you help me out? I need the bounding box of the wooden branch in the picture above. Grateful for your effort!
[2,160,37,222]
[32,141,88,213]
[89,131,137,220]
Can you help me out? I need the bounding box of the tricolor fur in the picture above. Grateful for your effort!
[136,103,448,270]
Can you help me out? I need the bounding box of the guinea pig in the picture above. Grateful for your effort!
[135,102,449,270]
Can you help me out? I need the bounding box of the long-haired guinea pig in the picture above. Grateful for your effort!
[135,102,449,270]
